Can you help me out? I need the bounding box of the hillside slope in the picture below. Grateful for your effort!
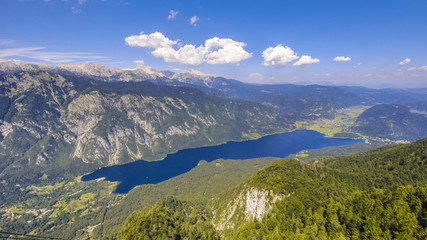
[122,139,427,239]
[3,62,427,124]
[0,71,291,197]
[352,104,427,141]
[211,138,427,238]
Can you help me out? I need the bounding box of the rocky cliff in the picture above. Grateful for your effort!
[0,71,291,190]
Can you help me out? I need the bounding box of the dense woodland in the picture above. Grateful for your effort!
[122,139,427,239]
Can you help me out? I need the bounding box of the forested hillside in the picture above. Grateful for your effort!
[122,139,427,239]
[0,71,290,200]
[353,104,427,141]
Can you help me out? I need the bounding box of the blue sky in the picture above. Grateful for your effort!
[1,0,426,88]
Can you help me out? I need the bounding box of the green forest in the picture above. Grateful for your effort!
[121,139,427,239]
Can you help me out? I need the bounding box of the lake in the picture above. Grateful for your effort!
[82,130,364,193]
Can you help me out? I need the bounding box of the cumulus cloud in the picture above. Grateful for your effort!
[168,10,178,20]
[293,55,319,66]
[333,56,351,62]
[408,66,427,71]
[190,16,200,26]
[125,32,252,65]
[204,37,252,64]
[134,60,145,64]
[399,58,411,65]
[125,32,177,48]
[153,44,207,65]
[262,44,299,67]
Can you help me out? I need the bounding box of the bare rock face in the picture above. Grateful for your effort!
[213,186,284,231]
[0,61,165,81]
[0,71,291,186]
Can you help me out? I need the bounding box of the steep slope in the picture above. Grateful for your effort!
[120,139,427,239]
[0,157,281,239]
[0,62,338,120]
[172,73,338,120]
[339,86,427,106]
[121,197,219,240]
[3,62,427,123]
[206,139,427,238]
[0,62,166,81]
[352,104,427,141]
[0,71,291,195]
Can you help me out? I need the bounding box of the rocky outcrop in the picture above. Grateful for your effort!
[0,71,291,186]
[213,186,284,231]
[0,62,165,81]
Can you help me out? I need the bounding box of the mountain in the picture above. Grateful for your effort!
[3,62,427,122]
[0,70,291,200]
[0,156,281,239]
[210,138,427,238]
[121,139,427,239]
[0,62,338,120]
[352,104,427,141]
[337,86,427,106]
[0,62,166,81]
[1,61,427,239]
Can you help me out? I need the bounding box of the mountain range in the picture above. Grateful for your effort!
[0,69,290,202]
[0,61,426,239]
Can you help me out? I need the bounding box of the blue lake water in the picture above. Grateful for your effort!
[82,130,364,193]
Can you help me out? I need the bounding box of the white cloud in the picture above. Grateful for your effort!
[248,73,265,81]
[153,44,207,65]
[189,69,213,77]
[333,56,351,62]
[134,60,145,64]
[125,32,177,49]
[0,47,45,58]
[125,32,252,65]
[0,58,22,63]
[71,6,81,14]
[262,44,299,67]
[408,66,427,71]
[399,58,411,65]
[190,16,200,26]
[168,10,178,20]
[313,73,331,77]
[353,62,362,68]
[293,55,319,66]
[0,47,106,63]
[204,37,252,64]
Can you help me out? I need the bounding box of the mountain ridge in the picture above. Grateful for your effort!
[120,138,427,239]
[2,61,426,121]
[0,70,291,197]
